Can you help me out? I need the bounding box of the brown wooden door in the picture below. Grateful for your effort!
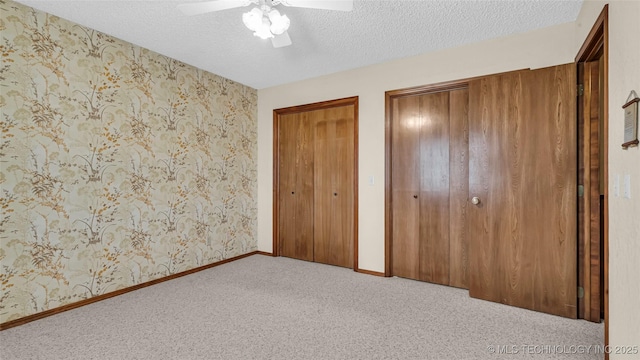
[468,64,577,318]
[389,89,468,286]
[314,106,355,268]
[278,112,314,261]
[418,92,450,285]
[275,97,357,269]
[391,95,421,280]
[448,89,470,289]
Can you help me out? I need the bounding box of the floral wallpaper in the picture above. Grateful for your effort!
[0,0,257,324]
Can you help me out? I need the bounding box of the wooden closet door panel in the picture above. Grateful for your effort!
[295,112,315,262]
[391,96,421,279]
[279,113,299,259]
[468,74,509,304]
[279,113,314,261]
[418,92,450,285]
[313,112,332,265]
[468,65,576,318]
[331,107,355,268]
[448,88,470,289]
[314,106,355,268]
[522,65,577,318]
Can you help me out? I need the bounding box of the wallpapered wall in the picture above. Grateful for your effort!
[0,0,257,323]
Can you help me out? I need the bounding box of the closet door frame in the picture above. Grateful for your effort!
[575,3,609,333]
[385,80,470,277]
[273,96,359,269]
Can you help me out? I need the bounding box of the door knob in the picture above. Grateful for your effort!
[471,196,481,205]
[413,195,418,199]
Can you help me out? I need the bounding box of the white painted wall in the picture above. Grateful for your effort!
[257,21,576,271]
[576,1,640,356]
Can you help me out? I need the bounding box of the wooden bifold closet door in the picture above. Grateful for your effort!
[389,88,469,288]
[387,64,577,319]
[275,98,357,269]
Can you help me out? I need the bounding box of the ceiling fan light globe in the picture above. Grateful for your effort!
[242,7,263,31]
[254,17,275,39]
[268,10,290,35]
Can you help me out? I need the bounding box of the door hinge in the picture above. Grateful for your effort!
[578,286,584,299]
[578,84,584,96]
[578,185,584,197]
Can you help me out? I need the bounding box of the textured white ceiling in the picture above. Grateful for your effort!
[13,0,583,89]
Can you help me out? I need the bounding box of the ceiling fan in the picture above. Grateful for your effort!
[178,0,354,48]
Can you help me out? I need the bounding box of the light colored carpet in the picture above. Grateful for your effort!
[0,255,603,360]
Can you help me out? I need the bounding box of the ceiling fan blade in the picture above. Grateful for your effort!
[178,0,253,16]
[271,31,292,48]
[279,0,353,11]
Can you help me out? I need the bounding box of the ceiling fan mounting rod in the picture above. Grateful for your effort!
[258,0,273,13]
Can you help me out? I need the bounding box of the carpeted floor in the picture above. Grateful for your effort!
[0,255,603,360]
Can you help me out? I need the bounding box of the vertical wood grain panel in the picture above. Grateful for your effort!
[331,107,355,268]
[523,68,552,312]
[418,92,450,285]
[313,112,331,265]
[469,73,512,305]
[314,106,355,268]
[587,60,602,322]
[279,113,299,259]
[577,62,586,319]
[391,96,421,280]
[296,113,315,260]
[279,113,314,261]
[448,88,469,289]
[297,112,315,262]
[469,65,577,318]
[580,61,595,320]
[534,64,576,317]
[578,60,603,322]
